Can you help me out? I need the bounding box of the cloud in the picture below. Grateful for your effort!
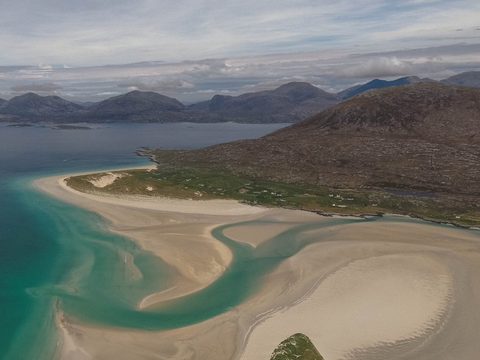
[37,64,53,70]
[0,43,479,103]
[11,83,63,92]
[118,79,195,92]
[336,57,415,78]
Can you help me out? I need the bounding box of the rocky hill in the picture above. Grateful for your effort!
[270,334,324,360]
[190,82,339,123]
[442,71,480,88]
[149,83,480,197]
[0,93,84,120]
[337,76,435,100]
[0,98,6,106]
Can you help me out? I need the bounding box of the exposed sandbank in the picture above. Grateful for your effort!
[35,169,480,360]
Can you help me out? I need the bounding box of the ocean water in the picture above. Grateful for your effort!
[0,122,291,360]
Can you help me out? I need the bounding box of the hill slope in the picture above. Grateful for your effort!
[190,82,339,123]
[337,76,435,100]
[270,334,324,360]
[442,71,480,88]
[150,83,480,196]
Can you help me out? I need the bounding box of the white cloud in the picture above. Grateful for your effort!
[336,57,415,78]
[37,64,53,70]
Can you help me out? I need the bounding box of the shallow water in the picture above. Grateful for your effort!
[0,122,288,360]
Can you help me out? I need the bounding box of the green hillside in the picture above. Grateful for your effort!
[270,333,324,360]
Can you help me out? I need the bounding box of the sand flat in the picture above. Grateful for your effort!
[35,169,480,360]
[239,252,454,360]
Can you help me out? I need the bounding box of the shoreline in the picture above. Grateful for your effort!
[35,167,480,360]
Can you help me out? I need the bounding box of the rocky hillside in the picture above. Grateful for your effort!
[0,93,84,119]
[442,71,480,88]
[190,82,339,123]
[149,83,480,197]
[0,98,6,106]
[337,76,435,100]
[270,333,324,360]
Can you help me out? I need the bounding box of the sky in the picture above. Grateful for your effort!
[0,0,480,103]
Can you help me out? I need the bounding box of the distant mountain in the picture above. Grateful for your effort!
[270,334,324,360]
[2,73,480,124]
[190,82,339,123]
[0,91,221,123]
[0,93,84,119]
[441,71,480,88]
[150,83,480,197]
[83,90,224,123]
[84,91,194,122]
[337,76,436,100]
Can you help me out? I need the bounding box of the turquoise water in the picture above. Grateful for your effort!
[2,123,478,360]
[0,122,288,360]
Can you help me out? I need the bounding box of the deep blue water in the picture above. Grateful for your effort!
[0,122,289,360]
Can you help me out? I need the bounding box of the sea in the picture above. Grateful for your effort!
[0,122,292,360]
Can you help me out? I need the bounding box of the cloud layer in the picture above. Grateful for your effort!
[0,0,479,66]
[1,44,479,104]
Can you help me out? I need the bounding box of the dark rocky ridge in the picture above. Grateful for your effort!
[0,98,6,106]
[149,83,480,198]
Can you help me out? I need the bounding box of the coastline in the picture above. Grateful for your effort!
[35,167,480,360]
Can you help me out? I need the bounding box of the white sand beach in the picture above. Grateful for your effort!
[35,169,480,360]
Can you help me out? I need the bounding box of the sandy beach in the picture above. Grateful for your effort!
[35,168,480,360]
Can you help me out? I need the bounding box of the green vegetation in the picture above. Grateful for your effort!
[270,333,324,360]
[65,167,480,227]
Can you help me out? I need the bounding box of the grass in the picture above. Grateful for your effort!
[65,166,480,227]
[270,333,324,360]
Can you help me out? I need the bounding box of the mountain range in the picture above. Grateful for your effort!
[0,71,479,124]
[190,82,339,123]
[148,82,480,200]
